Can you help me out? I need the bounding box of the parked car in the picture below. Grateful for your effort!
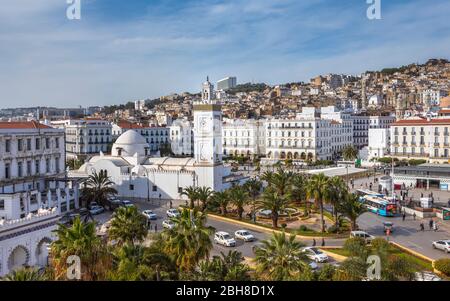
[432,240,450,253]
[88,202,99,210]
[121,200,135,208]
[350,231,375,243]
[383,222,394,234]
[142,210,157,220]
[90,206,105,215]
[166,208,180,218]
[302,247,329,263]
[415,271,442,281]
[162,220,176,230]
[234,230,255,242]
[214,231,236,247]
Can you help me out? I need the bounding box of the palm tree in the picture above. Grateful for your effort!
[306,173,329,232]
[244,178,262,220]
[81,170,117,209]
[108,206,148,246]
[51,217,110,280]
[253,231,308,281]
[325,176,347,228]
[337,193,367,230]
[256,188,291,228]
[264,168,292,198]
[342,145,358,161]
[291,174,307,207]
[196,186,213,212]
[181,186,199,209]
[163,208,214,272]
[3,267,46,281]
[229,186,248,220]
[211,191,230,215]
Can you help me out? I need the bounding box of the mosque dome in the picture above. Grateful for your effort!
[112,130,149,157]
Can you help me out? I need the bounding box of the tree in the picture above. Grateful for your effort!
[51,217,110,280]
[229,186,248,220]
[197,251,250,281]
[253,231,308,281]
[291,174,307,208]
[181,186,199,209]
[256,188,291,228]
[337,193,367,231]
[3,267,46,281]
[196,186,213,212]
[244,178,262,219]
[342,145,358,161]
[211,191,230,215]
[306,173,330,232]
[263,168,292,198]
[163,209,214,271]
[108,206,148,246]
[325,176,347,228]
[81,170,117,209]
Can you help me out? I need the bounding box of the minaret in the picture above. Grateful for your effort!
[193,77,223,191]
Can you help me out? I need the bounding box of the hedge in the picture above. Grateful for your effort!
[434,258,450,276]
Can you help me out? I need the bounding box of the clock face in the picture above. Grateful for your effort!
[199,117,210,133]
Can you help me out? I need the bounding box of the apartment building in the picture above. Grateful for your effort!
[222,119,266,157]
[390,117,450,164]
[51,118,112,160]
[0,121,79,277]
[169,119,193,156]
[352,115,396,149]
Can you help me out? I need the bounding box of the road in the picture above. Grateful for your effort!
[357,212,450,260]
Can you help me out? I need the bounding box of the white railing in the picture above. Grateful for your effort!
[0,207,59,231]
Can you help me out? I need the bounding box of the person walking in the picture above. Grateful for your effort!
[413,212,416,220]
[433,221,438,232]
[402,212,406,221]
[321,238,325,247]
[169,200,173,209]
[312,238,316,246]
[419,223,425,232]
[429,219,434,230]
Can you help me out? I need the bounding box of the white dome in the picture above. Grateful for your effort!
[112,130,149,157]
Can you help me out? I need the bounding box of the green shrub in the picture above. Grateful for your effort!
[299,225,311,232]
[343,237,368,258]
[434,259,450,276]
[326,225,339,234]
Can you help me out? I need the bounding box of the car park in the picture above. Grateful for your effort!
[162,220,176,230]
[214,231,236,247]
[234,230,255,242]
[350,231,375,243]
[432,240,450,253]
[166,208,181,218]
[142,210,157,220]
[302,247,329,263]
[90,206,105,215]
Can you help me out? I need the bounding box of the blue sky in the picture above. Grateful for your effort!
[0,0,449,108]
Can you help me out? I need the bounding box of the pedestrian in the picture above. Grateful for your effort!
[433,221,438,232]
[421,192,424,198]
[312,239,316,246]
[170,200,173,209]
[429,219,434,230]
[413,212,416,220]
[419,223,425,232]
[402,212,406,221]
[321,238,325,247]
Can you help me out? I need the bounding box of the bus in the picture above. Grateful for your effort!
[355,189,384,198]
[359,195,398,217]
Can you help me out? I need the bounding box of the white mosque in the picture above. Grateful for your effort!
[78,78,239,200]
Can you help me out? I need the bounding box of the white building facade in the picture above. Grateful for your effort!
[222,119,266,157]
[0,121,79,277]
[368,128,391,160]
[51,119,112,160]
[169,119,193,156]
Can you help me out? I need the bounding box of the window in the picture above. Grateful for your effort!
[45,138,50,149]
[46,158,50,173]
[0,199,4,210]
[18,162,23,177]
[55,137,59,148]
[35,160,40,174]
[129,184,134,191]
[152,185,157,192]
[178,187,183,193]
[5,140,10,152]
[55,158,60,173]
[35,138,40,150]
[27,161,32,176]
[27,138,32,151]
[5,163,10,179]
[18,139,23,151]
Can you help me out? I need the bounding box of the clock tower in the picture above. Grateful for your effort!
[193,77,223,191]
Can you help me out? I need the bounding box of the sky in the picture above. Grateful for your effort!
[0,0,450,108]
